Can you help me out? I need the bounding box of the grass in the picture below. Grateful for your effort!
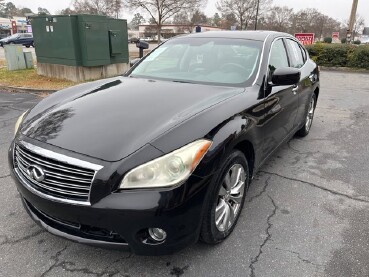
[0,67,78,90]
[0,49,150,91]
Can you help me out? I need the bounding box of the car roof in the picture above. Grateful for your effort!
[183,31,293,41]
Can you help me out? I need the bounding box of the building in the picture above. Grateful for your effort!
[0,16,31,38]
[0,17,11,38]
[137,24,223,39]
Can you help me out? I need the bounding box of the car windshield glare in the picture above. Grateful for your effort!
[129,37,263,87]
[7,34,20,39]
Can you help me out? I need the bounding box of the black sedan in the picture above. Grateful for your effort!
[9,31,319,255]
[0,33,34,48]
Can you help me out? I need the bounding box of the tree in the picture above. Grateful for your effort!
[172,11,191,33]
[129,13,145,30]
[217,0,271,30]
[19,7,33,15]
[59,8,77,15]
[263,6,293,32]
[38,7,50,15]
[191,10,208,25]
[212,12,221,27]
[3,2,17,17]
[126,0,205,43]
[220,13,238,30]
[73,0,123,18]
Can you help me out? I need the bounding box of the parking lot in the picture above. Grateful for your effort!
[1,71,369,276]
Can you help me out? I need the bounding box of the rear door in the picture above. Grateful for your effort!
[284,39,314,126]
[261,38,299,158]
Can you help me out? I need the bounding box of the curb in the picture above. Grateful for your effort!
[0,85,56,95]
[320,67,369,74]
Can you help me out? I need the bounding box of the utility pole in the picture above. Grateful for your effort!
[254,0,260,30]
[347,0,359,43]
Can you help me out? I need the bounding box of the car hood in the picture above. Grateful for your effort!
[22,77,244,161]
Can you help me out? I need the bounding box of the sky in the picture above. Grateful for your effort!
[8,0,369,25]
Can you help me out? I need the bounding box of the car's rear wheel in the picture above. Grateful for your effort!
[200,150,249,244]
[296,94,316,137]
[25,45,30,48]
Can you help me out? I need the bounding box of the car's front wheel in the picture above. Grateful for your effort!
[296,94,316,137]
[200,150,249,244]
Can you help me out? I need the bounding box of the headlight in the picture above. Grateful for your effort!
[120,139,212,189]
[14,110,28,136]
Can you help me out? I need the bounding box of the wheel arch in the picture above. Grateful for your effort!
[313,87,319,108]
[233,140,255,179]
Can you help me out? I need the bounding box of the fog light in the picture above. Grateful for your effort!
[148,228,167,242]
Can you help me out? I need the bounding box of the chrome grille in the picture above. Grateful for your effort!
[14,143,97,203]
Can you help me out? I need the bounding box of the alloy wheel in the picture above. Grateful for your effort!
[215,164,246,232]
[305,96,315,132]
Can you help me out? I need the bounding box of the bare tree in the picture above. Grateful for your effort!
[216,0,271,30]
[73,0,123,18]
[126,0,206,43]
[343,14,365,40]
[264,6,293,32]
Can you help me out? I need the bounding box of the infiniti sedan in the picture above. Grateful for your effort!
[9,31,319,255]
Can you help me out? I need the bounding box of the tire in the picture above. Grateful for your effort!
[296,93,317,137]
[25,45,30,48]
[200,150,250,244]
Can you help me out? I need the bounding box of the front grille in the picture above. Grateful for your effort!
[14,144,96,202]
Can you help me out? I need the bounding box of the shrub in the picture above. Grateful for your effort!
[324,37,333,43]
[347,46,369,69]
[353,40,361,45]
[305,44,369,69]
[341,38,347,44]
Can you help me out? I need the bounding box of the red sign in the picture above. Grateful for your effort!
[332,32,339,40]
[295,33,315,45]
[11,20,17,34]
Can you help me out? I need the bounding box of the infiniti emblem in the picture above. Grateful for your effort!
[26,165,46,182]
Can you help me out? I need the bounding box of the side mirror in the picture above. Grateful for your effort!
[130,58,141,67]
[135,40,149,50]
[271,67,301,86]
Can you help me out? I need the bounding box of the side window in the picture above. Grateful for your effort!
[269,39,289,74]
[299,45,307,62]
[286,39,304,68]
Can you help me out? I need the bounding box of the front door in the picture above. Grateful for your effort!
[261,38,299,158]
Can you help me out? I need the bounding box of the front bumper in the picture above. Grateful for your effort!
[8,141,213,255]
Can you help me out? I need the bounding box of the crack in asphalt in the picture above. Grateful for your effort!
[40,245,131,277]
[248,177,270,203]
[0,115,20,123]
[260,171,369,204]
[0,174,10,179]
[287,140,319,156]
[249,195,278,277]
[0,105,25,112]
[0,229,46,246]
[275,247,324,267]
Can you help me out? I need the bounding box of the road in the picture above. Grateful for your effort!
[1,71,369,277]
[0,44,158,62]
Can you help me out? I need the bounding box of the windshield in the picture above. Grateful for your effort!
[129,37,263,87]
[6,34,20,40]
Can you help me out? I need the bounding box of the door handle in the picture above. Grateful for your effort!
[292,85,299,95]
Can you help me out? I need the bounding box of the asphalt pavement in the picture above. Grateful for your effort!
[1,71,369,277]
